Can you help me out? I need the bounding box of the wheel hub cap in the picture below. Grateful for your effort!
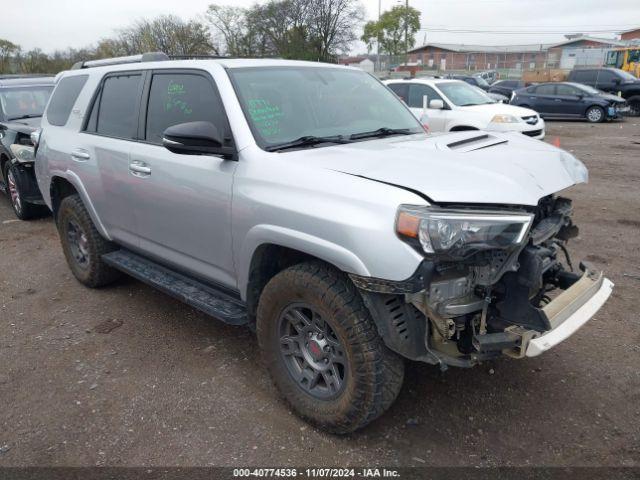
[278,304,347,400]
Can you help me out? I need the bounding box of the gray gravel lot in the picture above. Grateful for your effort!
[0,121,639,467]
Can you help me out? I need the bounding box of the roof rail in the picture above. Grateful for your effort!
[0,74,53,80]
[71,52,169,70]
[169,54,230,60]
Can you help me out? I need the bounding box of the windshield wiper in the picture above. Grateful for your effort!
[7,114,42,121]
[349,127,413,141]
[265,135,351,152]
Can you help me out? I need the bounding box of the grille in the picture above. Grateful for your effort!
[523,129,543,137]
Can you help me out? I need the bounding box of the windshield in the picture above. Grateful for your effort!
[473,76,490,87]
[436,81,494,106]
[0,85,53,120]
[229,66,422,149]
[617,69,638,81]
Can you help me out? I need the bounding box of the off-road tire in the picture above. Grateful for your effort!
[4,163,47,220]
[57,194,120,288]
[257,261,404,434]
[586,105,605,123]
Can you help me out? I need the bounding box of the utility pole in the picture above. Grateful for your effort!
[405,0,409,66]
[377,0,381,72]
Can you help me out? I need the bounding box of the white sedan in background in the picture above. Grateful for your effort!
[385,78,545,139]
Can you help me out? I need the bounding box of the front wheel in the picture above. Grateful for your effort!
[257,261,404,434]
[586,105,605,123]
[4,163,47,220]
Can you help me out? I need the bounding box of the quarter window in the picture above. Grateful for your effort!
[145,73,225,145]
[46,75,88,126]
[90,74,142,139]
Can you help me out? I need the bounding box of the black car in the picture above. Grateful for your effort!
[447,74,491,91]
[567,68,640,116]
[511,82,628,123]
[488,79,526,99]
[0,75,55,219]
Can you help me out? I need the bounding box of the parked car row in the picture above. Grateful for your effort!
[386,78,545,138]
[1,54,613,434]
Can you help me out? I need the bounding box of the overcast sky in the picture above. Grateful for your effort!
[4,0,640,54]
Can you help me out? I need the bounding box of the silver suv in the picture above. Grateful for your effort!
[35,53,613,433]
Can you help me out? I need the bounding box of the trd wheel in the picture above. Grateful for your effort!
[257,261,404,434]
[4,163,46,220]
[586,106,605,123]
[57,194,121,288]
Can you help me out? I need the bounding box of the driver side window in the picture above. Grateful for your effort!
[407,84,444,108]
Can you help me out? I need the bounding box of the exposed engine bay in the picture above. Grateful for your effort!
[354,195,607,368]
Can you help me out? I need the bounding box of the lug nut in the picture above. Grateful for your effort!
[317,334,323,340]
[324,346,331,353]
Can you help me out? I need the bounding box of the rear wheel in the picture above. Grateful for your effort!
[628,96,640,117]
[586,105,605,123]
[257,261,404,434]
[57,194,121,287]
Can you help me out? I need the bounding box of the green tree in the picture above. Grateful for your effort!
[361,5,421,57]
[0,39,20,73]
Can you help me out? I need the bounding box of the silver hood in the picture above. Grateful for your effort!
[289,131,588,207]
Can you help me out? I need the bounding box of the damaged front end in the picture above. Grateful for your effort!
[353,196,613,369]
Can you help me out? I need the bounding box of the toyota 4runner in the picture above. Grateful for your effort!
[35,53,613,433]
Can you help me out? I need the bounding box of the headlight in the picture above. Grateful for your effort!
[491,114,520,123]
[10,144,35,162]
[396,205,533,260]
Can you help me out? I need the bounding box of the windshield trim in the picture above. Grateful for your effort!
[227,65,423,153]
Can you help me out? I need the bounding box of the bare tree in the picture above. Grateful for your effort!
[0,39,20,73]
[308,0,364,61]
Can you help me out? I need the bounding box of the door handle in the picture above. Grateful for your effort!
[554,99,562,102]
[129,160,151,176]
[71,149,90,161]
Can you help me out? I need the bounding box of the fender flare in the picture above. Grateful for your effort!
[49,170,112,240]
[238,224,370,300]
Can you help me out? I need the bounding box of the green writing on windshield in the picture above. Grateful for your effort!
[248,98,283,137]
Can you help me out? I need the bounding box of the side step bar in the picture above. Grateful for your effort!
[102,250,248,326]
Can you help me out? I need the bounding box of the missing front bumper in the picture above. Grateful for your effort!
[524,270,613,357]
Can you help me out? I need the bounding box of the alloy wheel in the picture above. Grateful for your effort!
[7,169,22,215]
[587,108,603,122]
[66,219,90,269]
[278,303,347,400]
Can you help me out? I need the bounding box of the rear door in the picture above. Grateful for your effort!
[127,69,238,288]
[529,84,557,116]
[81,72,144,247]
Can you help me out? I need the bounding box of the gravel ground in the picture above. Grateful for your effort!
[0,121,638,467]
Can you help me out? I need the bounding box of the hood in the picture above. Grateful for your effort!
[0,116,41,134]
[597,92,626,103]
[283,132,587,207]
[461,103,537,117]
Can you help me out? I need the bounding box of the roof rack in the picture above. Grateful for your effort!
[71,52,170,70]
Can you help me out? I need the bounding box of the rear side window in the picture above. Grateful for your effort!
[534,84,556,95]
[144,73,226,145]
[572,70,596,83]
[46,75,88,126]
[387,83,408,102]
[87,73,142,139]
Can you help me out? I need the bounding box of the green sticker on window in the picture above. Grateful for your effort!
[248,98,283,137]
[165,80,192,115]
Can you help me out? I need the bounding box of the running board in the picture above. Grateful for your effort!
[102,250,248,325]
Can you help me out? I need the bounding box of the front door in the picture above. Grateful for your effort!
[407,84,448,131]
[128,70,238,288]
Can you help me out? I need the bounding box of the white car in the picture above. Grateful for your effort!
[385,78,545,139]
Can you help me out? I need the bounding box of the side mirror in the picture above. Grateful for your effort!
[613,78,621,85]
[429,99,445,110]
[162,121,235,158]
